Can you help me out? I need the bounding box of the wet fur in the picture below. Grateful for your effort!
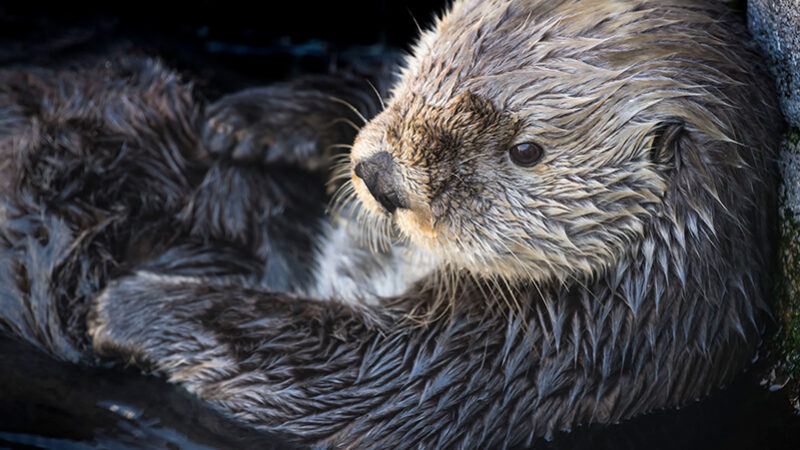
[0,59,342,360]
[0,1,786,449]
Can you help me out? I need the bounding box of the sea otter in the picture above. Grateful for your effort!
[0,0,783,449]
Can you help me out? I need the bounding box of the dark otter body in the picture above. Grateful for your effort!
[0,1,785,449]
[0,58,368,360]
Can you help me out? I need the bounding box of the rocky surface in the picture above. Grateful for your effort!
[775,132,800,411]
[749,0,800,125]
[748,0,800,410]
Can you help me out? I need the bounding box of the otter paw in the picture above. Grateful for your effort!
[202,90,330,169]
[87,273,184,360]
[202,105,272,163]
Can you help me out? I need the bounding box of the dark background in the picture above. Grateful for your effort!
[0,0,450,96]
[0,1,799,449]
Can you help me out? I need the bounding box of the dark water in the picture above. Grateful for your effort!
[0,336,299,450]
[538,367,800,450]
[0,2,799,449]
[1,334,799,450]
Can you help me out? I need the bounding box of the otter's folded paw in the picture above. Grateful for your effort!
[87,273,202,364]
[88,276,154,362]
[202,85,359,171]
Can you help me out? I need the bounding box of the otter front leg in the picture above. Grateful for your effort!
[88,274,546,449]
[202,76,382,171]
[88,273,382,444]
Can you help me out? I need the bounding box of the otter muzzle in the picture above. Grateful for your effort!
[354,151,407,213]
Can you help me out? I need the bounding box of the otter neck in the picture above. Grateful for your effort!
[306,216,440,305]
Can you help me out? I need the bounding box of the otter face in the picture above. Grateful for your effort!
[349,0,760,283]
[351,89,669,283]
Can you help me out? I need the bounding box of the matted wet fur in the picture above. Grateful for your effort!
[0,58,360,360]
[0,0,785,449]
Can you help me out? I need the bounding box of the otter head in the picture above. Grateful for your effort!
[350,0,770,284]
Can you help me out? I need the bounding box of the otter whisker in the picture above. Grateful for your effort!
[494,238,538,282]
[365,79,386,111]
[329,168,356,182]
[327,117,362,134]
[328,182,356,216]
[498,274,525,319]
[328,144,354,151]
[327,96,370,125]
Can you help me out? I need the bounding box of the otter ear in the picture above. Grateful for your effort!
[649,120,685,173]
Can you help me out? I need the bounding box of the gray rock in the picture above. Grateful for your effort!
[780,135,800,217]
[749,0,800,409]
[749,0,800,127]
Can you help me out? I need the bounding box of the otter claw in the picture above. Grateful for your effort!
[230,131,262,161]
[202,109,257,160]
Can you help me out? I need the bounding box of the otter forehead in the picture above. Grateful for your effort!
[380,92,517,165]
[394,0,747,119]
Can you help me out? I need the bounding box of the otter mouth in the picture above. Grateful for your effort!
[353,151,409,213]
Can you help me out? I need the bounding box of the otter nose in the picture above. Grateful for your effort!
[354,152,407,212]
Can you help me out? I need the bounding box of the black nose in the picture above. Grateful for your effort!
[354,152,407,212]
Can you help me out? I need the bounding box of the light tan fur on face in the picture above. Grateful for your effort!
[347,0,773,284]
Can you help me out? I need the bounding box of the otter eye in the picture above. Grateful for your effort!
[509,142,545,167]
